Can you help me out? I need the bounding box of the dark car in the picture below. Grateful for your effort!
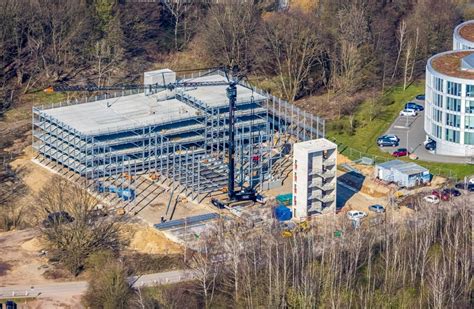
[377,136,399,147]
[368,204,385,213]
[405,102,424,111]
[442,188,461,197]
[378,139,398,147]
[42,211,74,228]
[425,140,436,151]
[415,94,425,100]
[432,190,450,201]
[392,148,409,157]
[455,183,474,191]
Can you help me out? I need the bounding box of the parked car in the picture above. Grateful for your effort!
[392,148,409,157]
[405,102,424,111]
[378,138,398,147]
[423,195,440,204]
[425,140,436,151]
[380,134,400,142]
[454,182,474,191]
[347,210,367,220]
[432,190,450,201]
[368,204,385,213]
[442,188,461,197]
[415,94,425,100]
[400,108,417,116]
[42,211,74,228]
[377,134,399,147]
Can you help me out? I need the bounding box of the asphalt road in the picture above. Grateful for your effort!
[381,98,467,164]
[0,270,193,299]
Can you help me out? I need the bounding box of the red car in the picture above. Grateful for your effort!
[392,148,409,157]
[432,190,450,201]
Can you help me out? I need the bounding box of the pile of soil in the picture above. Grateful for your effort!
[127,225,182,255]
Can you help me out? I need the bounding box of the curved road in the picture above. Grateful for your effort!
[0,270,194,299]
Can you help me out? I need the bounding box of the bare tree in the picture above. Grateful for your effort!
[263,9,321,101]
[35,176,121,276]
[201,1,262,75]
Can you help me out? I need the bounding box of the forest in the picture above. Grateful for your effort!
[1,0,473,115]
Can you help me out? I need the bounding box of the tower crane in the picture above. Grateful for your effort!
[44,70,257,202]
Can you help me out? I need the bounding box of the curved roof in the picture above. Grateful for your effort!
[455,20,474,43]
[429,50,474,80]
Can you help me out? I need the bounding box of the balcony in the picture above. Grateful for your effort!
[323,158,336,167]
[308,191,322,200]
[316,194,335,203]
[309,180,335,191]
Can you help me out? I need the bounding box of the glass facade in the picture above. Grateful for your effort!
[466,100,474,113]
[433,93,443,108]
[445,129,460,143]
[434,77,443,91]
[446,113,460,127]
[446,97,461,112]
[426,52,474,155]
[467,85,474,97]
[465,132,474,145]
[466,116,474,130]
[447,81,461,96]
[432,108,442,123]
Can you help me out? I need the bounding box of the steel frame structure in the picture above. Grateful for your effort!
[32,70,325,202]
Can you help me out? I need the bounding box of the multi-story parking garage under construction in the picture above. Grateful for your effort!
[32,69,325,204]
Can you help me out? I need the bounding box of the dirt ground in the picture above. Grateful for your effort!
[0,229,53,287]
[9,146,53,194]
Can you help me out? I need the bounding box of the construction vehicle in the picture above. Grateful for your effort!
[280,221,311,238]
[45,67,258,204]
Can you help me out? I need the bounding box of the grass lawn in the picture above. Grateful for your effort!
[326,82,474,180]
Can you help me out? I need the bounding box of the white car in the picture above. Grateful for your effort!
[423,195,440,204]
[400,109,417,116]
[347,210,367,220]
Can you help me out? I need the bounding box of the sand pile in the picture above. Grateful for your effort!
[21,237,45,252]
[127,226,182,255]
[10,146,53,193]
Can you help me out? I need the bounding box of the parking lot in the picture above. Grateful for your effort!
[380,97,469,164]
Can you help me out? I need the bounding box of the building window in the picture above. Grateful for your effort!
[447,81,461,96]
[445,129,460,143]
[432,123,442,138]
[465,132,474,145]
[434,77,443,92]
[433,93,443,108]
[446,97,461,112]
[465,116,474,130]
[467,85,474,97]
[446,113,460,128]
[466,100,474,113]
[432,108,442,123]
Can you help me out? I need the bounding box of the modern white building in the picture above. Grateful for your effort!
[292,138,337,219]
[424,50,474,156]
[453,20,474,50]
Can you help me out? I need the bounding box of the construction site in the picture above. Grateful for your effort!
[30,68,326,241]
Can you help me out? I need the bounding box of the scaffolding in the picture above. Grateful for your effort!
[32,70,325,202]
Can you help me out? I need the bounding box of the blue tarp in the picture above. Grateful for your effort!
[275,205,292,221]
